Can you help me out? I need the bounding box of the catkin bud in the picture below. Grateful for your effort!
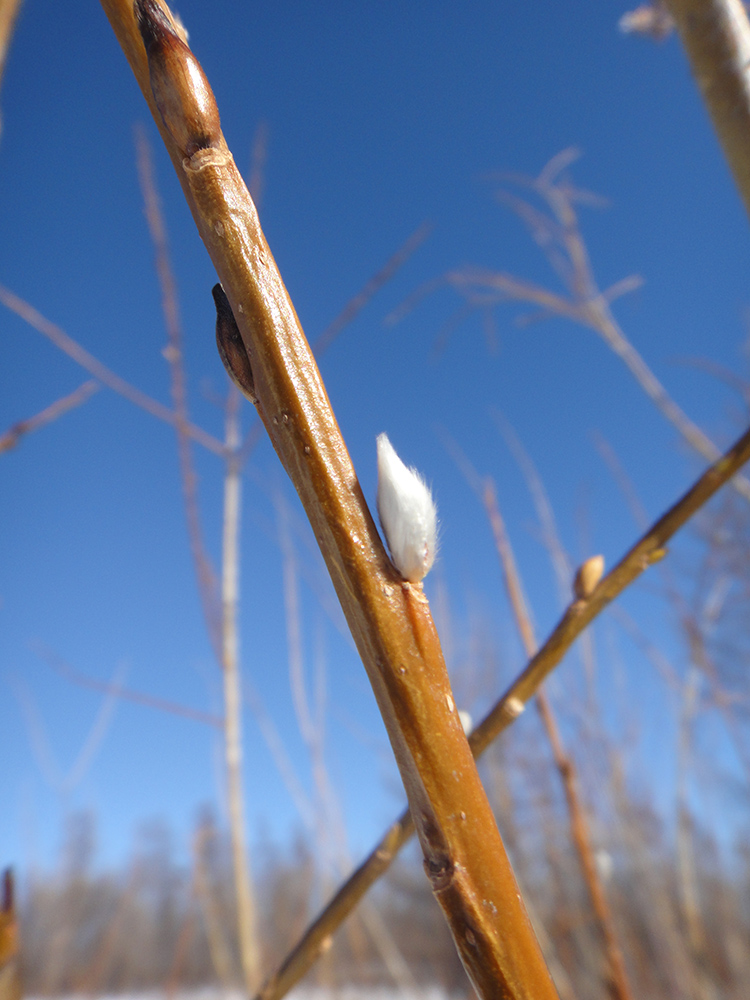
[376,434,438,583]
[573,554,605,600]
[134,0,221,158]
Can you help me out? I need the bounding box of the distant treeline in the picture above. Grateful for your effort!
[17,749,750,1000]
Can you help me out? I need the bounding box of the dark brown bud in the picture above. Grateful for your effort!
[134,0,221,157]
[213,284,257,404]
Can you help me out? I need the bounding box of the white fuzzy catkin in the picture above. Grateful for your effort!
[376,433,438,583]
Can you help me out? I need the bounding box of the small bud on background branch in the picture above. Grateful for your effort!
[502,696,526,720]
[573,554,605,600]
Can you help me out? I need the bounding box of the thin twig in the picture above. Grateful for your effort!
[33,643,224,728]
[11,659,126,797]
[477,476,635,1000]
[413,151,750,503]
[193,818,237,986]
[220,388,261,990]
[443,431,633,1000]
[489,413,572,604]
[0,380,100,454]
[0,284,225,456]
[135,123,223,657]
[245,678,316,832]
[490,413,599,712]
[313,221,432,355]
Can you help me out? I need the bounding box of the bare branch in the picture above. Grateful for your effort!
[313,221,432,355]
[257,415,750,1000]
[0,284,226,456]
[106,3,561,995]
[135,123,223,656]
[34,643,224,728]
[219,390,261,988]
[0,381,100,454]
[443,154,750,502]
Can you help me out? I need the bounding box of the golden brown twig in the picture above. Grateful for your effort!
[256,415,750,1000]
[103,3,560,996]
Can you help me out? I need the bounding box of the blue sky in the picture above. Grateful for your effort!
[2,1,749,877]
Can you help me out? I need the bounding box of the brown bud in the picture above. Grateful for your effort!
[213,284,257,404]
[134,0,221,157]
[573,554,605,600]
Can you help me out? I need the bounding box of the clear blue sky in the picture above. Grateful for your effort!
[2,1,749,875]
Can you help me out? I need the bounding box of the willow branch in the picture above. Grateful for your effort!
[257,415,750,1000]
[101,3,559,997]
